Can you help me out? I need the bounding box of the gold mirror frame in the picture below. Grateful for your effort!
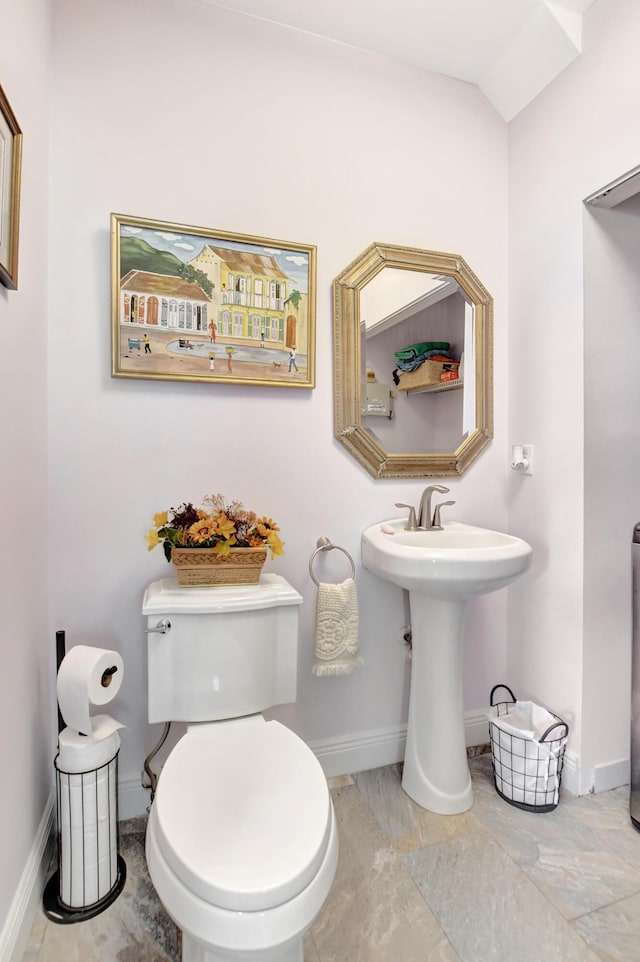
[333,243,493,479]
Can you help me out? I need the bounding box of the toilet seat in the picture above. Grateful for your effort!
[152,715,332,913]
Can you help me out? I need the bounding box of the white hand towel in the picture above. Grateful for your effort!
[313,577,363,676]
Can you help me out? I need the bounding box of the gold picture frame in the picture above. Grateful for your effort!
[0,84,23,290]
[111,213,316,388]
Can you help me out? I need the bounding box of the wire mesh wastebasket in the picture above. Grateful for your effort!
[488,684,569,813]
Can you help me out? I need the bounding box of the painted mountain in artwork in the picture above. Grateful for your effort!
[119,236,184,279]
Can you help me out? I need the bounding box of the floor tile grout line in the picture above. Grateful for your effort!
[477,810,639,959]
[403,826,608,962]
[348,774,470,960]
[568,885,640,923]
[404,871,464,962]
[479,796,640,916]
[352,767,487,856]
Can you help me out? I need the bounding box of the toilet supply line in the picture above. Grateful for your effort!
[142,721,171,805]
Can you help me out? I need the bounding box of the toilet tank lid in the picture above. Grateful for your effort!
[142,573,302,615]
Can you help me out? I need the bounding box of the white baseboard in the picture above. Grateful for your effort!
[118,724,631,819]
[555,752,629,797]
[308,723,407,778]
[308,711,490,779]
[118,713,492,814]
[119,730,409,817]
[1,789,55,962]
[464,711,490,750]
[594,757,630,794]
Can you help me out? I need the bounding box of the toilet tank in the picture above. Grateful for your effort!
[142,574,303,724]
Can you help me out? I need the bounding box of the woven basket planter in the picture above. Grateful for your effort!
[397,359,460,391]
[171,546,267,587]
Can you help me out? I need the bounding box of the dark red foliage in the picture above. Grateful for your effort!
[169,502,200,529]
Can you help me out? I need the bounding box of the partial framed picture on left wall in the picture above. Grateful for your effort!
[0,83,22,290]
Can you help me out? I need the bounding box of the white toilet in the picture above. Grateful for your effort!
[142,574,338,962]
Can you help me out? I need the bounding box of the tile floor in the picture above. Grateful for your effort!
[23,754,640,962]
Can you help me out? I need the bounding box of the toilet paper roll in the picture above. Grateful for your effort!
[57,728,121,908]
[57,645,124,737]
[58,725,121,774]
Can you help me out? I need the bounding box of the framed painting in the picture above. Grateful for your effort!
[111,214,316,388]
[0,84,23,290]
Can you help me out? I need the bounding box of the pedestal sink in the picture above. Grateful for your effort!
[362,519,532,814]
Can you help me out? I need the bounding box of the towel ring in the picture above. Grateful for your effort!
[309,537,356,587]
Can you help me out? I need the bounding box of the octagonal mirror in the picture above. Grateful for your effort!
[333,243,493,479]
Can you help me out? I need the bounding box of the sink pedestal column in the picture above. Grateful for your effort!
[402,593,473,815]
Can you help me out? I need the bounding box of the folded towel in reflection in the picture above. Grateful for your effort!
[395,351,455,373]
[394,341,450,360]
[313,577,363,676]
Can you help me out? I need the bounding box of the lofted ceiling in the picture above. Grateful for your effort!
[204,0,600,121]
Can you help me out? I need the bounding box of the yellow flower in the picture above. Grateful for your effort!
[212,539,235,556]
[256,516,279,535]
[153,511,169,528]
[188,520,217,543]
[213,515,236,540]
[266,530,285,556]
[145,528,160,551]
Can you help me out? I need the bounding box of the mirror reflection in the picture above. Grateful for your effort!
[360,269,475,456]
[333,243,493,479]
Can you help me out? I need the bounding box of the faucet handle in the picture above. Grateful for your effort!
[395,502,419,531]
[432,500,456,530]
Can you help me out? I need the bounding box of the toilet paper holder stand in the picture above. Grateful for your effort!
[43,630,127,924]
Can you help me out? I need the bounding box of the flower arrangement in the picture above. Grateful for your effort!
[145,494,284,562]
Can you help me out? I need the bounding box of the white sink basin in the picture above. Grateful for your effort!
[361,519,532,598]
[362,516,533,815]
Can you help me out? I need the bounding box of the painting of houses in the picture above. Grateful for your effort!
[111,214,316,388]
[120,270,211,332]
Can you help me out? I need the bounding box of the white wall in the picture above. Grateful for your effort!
[583,194,640,780]
[508,0,640,783]
[50,0,509,814]
[0,0,52,952]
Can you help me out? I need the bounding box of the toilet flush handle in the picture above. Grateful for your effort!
[145,619,171,634]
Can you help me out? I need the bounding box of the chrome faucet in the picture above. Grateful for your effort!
[418,485,450,529]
